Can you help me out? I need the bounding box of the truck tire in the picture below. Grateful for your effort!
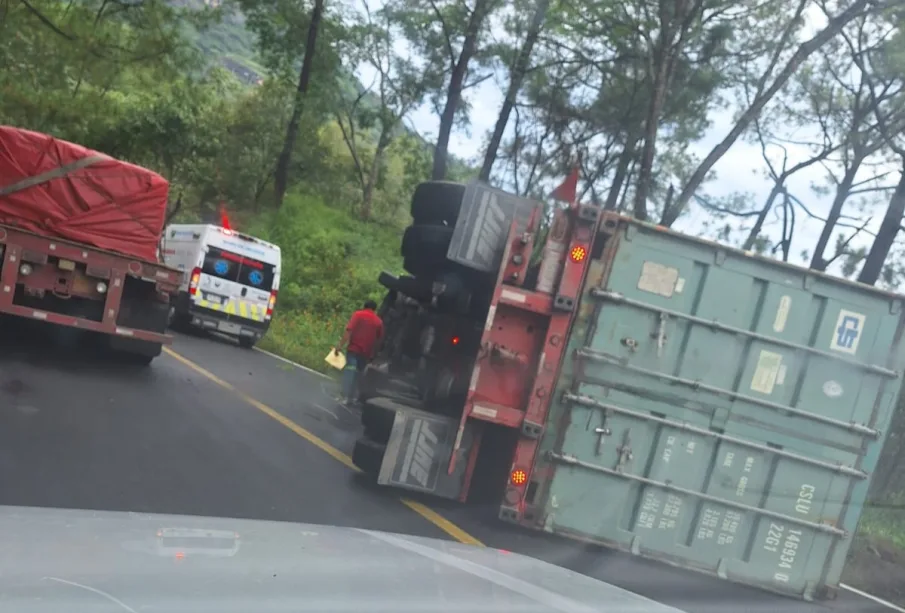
[120,344,161,366]
[238,336,256,349]
[402,254,429,278]
[167,292,193,332]
[361,397,398,444]
[352,437,386,476]
[401,224,454,259]
[112,279,169,366]
[377,271,432,302]
[108,334,163,365]
[168,306,192,332]
[410,181,466,225]
[401,224,455,277]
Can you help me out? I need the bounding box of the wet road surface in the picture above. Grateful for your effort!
[0,323,896,613]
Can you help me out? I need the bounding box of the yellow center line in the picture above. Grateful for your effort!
[162,346,485,548]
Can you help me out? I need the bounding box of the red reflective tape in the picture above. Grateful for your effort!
[218,251,264,269]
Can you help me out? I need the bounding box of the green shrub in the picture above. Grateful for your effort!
[251,192,404,372]
[859,493,905,551]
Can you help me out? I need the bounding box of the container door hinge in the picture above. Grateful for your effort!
[616,430,633,469]
[522,419,544,439]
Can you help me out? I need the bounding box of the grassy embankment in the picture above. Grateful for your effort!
[245,193,403,373]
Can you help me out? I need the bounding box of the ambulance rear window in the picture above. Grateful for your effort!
[203,247,275,290]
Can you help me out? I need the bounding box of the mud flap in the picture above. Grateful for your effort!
[377,407,478,500]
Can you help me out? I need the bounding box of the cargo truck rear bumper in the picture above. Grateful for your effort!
[173,292,271,341]
[188,309,269,339]
[0,225,181,344]
[0,302,172,344]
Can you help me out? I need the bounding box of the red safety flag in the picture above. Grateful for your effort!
[219,203,232,230]
[551,167,579,203]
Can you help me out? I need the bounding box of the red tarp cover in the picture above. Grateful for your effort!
[0,126,169,262]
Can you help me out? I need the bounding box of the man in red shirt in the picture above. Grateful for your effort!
[335,299,384,405]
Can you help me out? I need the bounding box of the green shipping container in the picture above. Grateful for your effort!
[533,215,905,600]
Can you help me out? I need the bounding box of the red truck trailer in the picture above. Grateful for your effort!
[0,127,183,364]
[353,180,905,601]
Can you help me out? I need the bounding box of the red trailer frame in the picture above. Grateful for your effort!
[0,224,182,343]
[447,198,602,518]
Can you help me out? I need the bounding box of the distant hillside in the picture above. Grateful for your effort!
[174,0,264,84]
[178,1,476,178]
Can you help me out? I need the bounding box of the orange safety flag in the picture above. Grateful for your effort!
[551,167,579,203]
[219,203,232,230]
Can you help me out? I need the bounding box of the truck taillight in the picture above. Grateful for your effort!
[569,245,588,263]
[266,290,277,318]
[510,469,528,486]
[189,267,201,296]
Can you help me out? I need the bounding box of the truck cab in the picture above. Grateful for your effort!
[352,180,582,504]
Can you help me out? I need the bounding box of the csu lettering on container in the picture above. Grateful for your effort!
[795,484,815,515]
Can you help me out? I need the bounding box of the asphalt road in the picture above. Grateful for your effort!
[0,323,897,613]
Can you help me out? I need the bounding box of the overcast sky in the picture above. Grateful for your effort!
[355,2,901,280]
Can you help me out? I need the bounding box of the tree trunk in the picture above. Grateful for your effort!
[605,138,638,210]
[742,184,783,250]
[809,163,860,271]
[361,178,375,221]
[635,21,680,221]
[273,0,325,208]
[432,0,491,181]
[361,125,393,221]
[661,0,875,227]
[164,192,184,227]
[858,169,905,285]
[360,148,382,221]
[478,0,550,181]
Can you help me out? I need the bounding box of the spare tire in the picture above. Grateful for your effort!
[410,181,466,225]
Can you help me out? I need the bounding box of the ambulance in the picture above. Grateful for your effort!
[161,224,281,348]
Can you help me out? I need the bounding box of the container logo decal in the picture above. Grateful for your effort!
[773,295,791,332]
[214,260,230,276]
[822,380,843,398]
[751,350,783,395]
[248,270,264,286]
[830,309,865,355]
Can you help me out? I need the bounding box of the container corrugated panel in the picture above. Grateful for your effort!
[533,215,905,600]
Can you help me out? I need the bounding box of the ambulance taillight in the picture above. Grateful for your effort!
[266,290,277,319]
[189,267,202,296]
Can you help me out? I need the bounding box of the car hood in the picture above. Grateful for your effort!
[0,505,685,613]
